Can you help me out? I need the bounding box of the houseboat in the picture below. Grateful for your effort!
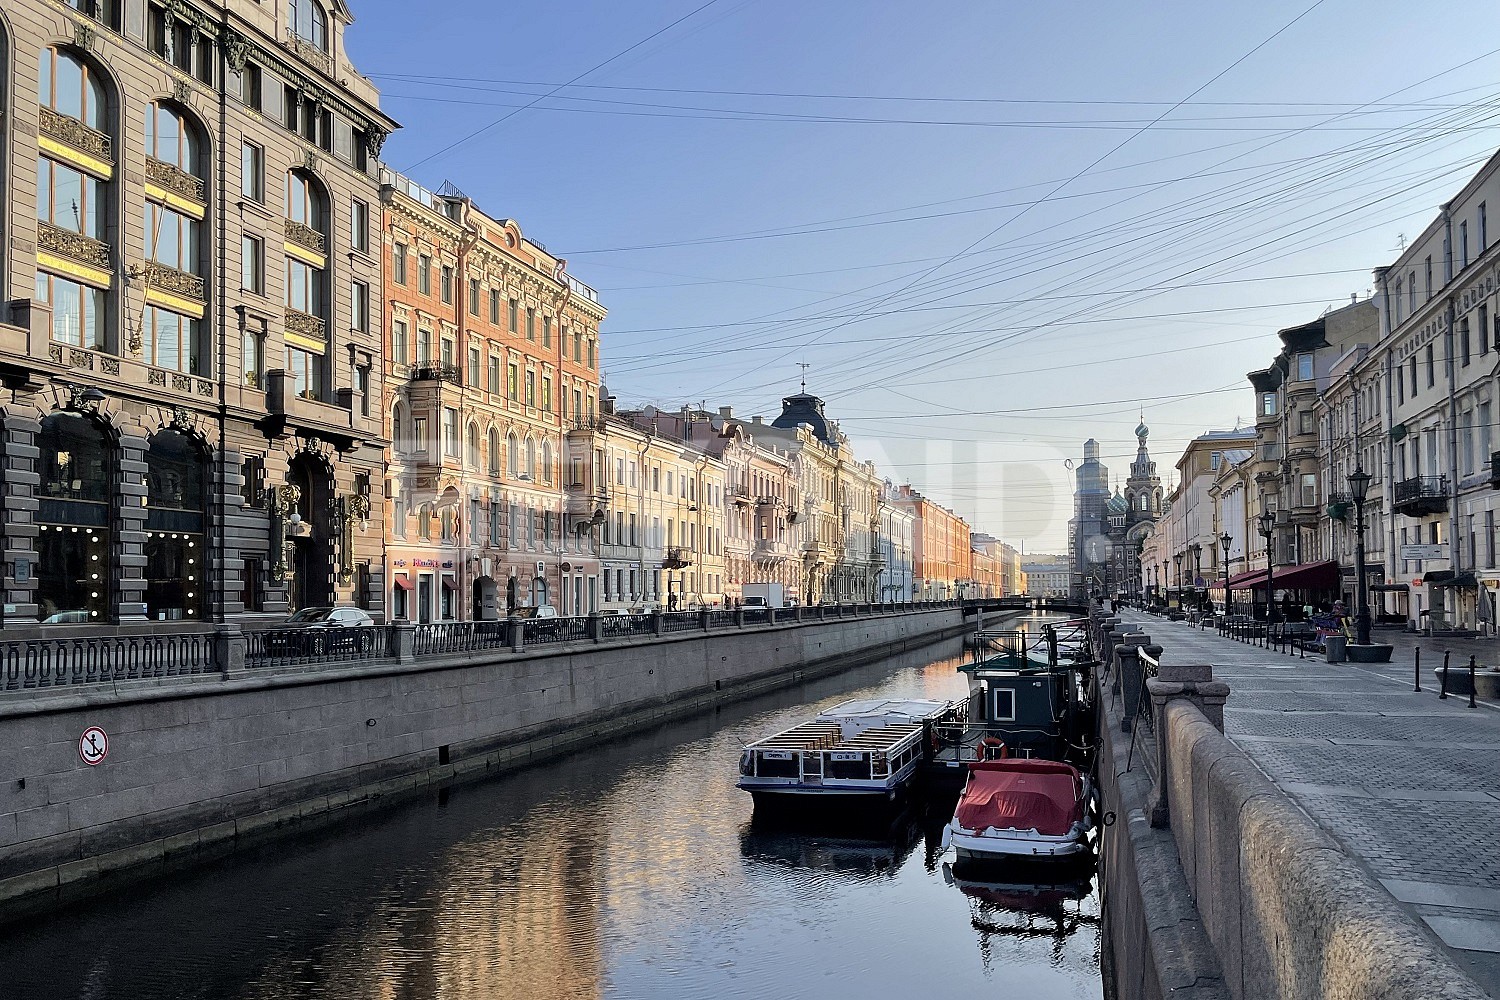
[736,698,963,808]
[942,759,1093,864]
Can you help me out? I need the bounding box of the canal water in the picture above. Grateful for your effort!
[0,627,1102,1000]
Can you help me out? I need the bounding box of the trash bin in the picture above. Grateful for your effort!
[1324,635,1347,663]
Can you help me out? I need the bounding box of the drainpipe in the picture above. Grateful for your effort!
[1445,291,1461,586]
[1376,268,1397,606]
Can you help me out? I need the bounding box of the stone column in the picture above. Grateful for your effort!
[3,412,41,623]
[1115,632,1151,728]
[393,622,416,663]
[651,608,664,636]
[734,607,745,628]
[116,432,149,621]
[1146,663,1231,828]
[509,618,525,652]
[215,625,246,673]
[699,607,711,631]
[587,613,602,643]
[766,607,777,626]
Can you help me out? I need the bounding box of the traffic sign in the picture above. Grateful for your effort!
[78,726,108,766]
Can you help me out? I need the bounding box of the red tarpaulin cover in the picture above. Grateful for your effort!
[953,760,1083,836]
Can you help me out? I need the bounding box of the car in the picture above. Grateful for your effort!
[261,607,378,658]
[41,610,91,624]
[284,606,376,628]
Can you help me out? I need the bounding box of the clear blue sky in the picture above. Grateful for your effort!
[347,0,1500,552]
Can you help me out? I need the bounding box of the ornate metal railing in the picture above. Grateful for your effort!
[142,261,206,300]
[523,616,590,646]
[600,614,653,639]
[410,364,461,384]
[39,106,112,160]
[413,621,509,656]
[743,608,770,624]
[37,221,111,270]
[146,156,207,203]
[284,308,326,340]
[663,611,699,633]
[0,632,216,690]
[284,218,327,255]
[707,609,735,628]
[245,626,395,668]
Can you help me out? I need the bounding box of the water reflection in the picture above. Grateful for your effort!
[0,632,1100,1000]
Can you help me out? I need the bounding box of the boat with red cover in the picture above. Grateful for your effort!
[942,759,1092,863]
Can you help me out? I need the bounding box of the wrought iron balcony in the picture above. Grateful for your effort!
[1391,475,1448,517]
[730,487,750,507]
[755,495,780,509]
[663,546,692,569]
[410,364,461,385]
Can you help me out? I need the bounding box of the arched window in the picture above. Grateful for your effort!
[525,438,537,480]
[36,414,111,623]
[418,504,433,541]
[285,169,328,399]
[286,169,326,230]
[466,423,480,469]
[36,47,113,353]
[287,0,329,51]
[145,102,202,175]
[488,427,500,476]
[145,430,206,621]
[541,441,553,485]
[391,401,408,454]
[507,431,519,478]
[142,106,206,375]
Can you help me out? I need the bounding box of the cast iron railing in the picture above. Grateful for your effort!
[246,626,395,668]
[0,633,216,690]
[413,621,510,656]
[523,616,590,646]
[600,614,653,639]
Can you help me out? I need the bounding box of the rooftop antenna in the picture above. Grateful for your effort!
[797,361,811,393]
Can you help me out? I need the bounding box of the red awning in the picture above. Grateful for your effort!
[393,575,413,591]
[953,759,1084,837]
[1223,560,1340,592]
[440,576,457,591]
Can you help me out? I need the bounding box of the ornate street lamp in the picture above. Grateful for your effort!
[1173,552,1183,608]
[1190,542,1203,614]
[1258,509,1277,625]
[1220,531,1232,616]
[1348,468,1373,646]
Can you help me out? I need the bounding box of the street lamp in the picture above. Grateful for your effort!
[1190,542,1203,614]
[1258,509,1277,626]
[1219,531,1232,617]
[1348,468,1373,646]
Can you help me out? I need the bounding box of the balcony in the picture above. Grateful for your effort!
[663,546,692,569]
[753,538,787,562]
[283,27,333,74]
[730,487,750,507]
[755,495,780,510]
[1392,475,1449,517]
[37,222,110,272]
[145,156,206,204]
[284,218,326,256]
[284,308,325,341]
[410,363,461,385]
[39,106,112,162]
[141,261,206,301]
[564,483,608,517]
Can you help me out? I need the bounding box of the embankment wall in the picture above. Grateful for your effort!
[0,607,964,916]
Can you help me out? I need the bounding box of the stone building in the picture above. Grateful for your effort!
[1,0,397,627]
[894,485,972,600]
[380,170,605,621]
[875,480,914,602]
[1068,439,1111,600]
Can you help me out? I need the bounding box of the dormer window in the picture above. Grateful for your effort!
[287,0,328,52]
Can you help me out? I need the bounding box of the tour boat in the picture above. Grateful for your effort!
[942,759,1093,863]
[736,698,963,807]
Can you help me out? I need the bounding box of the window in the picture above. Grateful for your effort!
[488,355,500,395]
[350,199,369,254]
[1426,256,1433,299]
[350,281,368,332]
[466,423,480,468]
[1462,412,1475,476]
[488,428,501,475]
[1300,473,1316,508]
[414,416,428,453]
[1409,356,1418,397]
[1260,393,1276,416]
[1295,353,1313,381]
[468,346,481,387]
[142,305,198,372]
[526,307,535,341]
[542,316,551,348]
[1427,344,1436,387]
[1299,411,1315,435]
[393,242,408,285]
[489,289,500,325]
[1483,203,1489,253]
[1462,220,1470,269]
[443,408,459,458]
[1483,402,1494,463]
[287,0,328,51]
[286,346,323,400]
[468,278,480,316]
[357,365,370,417]
[241,234,264,293]
[145,202,201,274]
[144,431,207,622]
[40,46,107,131]
[36,414,111,625]
[587,339,596,369]
[441,265,454,304]
[286,171,324,228]
[35,273,106,349]
[238,63,263,111]
[392,319,408,366]
[507,432,519,477]
[243,325,263,388]
[285,257,321,315]
[1485,305,1492,356]
[441,335,455,368]
[542,376,552,413]
[1462,319,1472,367]
[146,102,200,176]
[418,254,432,295]
[525,370,536,407]
[508,362,518,400]
[508,298,519,333]
[38,157,105,238]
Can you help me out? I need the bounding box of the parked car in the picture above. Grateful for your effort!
[284,607,375,628]
[262,606,378,657]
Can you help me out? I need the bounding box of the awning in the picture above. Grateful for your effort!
[441,576,458,591]
[1370,583,1409,592]
[1430,571,1478,589]
[1223,560,1340,592]
[393,574,413,591]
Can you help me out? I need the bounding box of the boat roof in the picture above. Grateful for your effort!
[745,721,926,753]
[817,698,955,723]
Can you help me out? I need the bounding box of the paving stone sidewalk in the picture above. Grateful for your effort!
[1119,615,1500,997]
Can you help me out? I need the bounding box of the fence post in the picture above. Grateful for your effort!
[510,618,525,653]
[767,607,777,626]
[588,613,603,644]
[651,609,665,637]
[700,607,711,632]
[1146,663,1231,828]
[215,626,246,674]
[1414,647,1422,692]
[734,607,745,628]
[393,623,416,664]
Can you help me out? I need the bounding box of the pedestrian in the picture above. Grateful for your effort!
[668,593,678,612]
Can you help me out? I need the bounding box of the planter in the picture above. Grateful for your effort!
[1476,670,1500,701]
[1344,643,1393,663]
[1435,665,1477,696]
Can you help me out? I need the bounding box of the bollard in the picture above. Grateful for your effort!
[1440,650,1450,699]
[1470,656,1479,709]
[1414,647,1422,693]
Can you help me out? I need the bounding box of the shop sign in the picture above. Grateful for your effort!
[1400,544,1448,560]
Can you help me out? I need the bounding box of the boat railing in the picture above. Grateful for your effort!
[930,722,1066,761]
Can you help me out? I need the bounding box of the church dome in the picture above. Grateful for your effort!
[1135,420,1149,440]
[1107,489,1128,514]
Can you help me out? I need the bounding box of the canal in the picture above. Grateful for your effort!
[0,628,1102,1000]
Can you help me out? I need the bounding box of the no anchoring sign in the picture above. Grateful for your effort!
[78,726,108,766]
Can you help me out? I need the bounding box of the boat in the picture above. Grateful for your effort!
[736,698,963,808]
[942,759,1093,863]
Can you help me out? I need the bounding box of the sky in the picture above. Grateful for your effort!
[344,0,1500,552]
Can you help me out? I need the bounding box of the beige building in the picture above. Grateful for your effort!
[2,0,397,627]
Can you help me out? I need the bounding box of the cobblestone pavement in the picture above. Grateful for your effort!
[1117,615,1500,996]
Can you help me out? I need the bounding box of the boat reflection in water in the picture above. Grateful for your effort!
[738,808,926,881]
[943,863,1101,973]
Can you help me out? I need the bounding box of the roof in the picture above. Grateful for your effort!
[770,392,834,445]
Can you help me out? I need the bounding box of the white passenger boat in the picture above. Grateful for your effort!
[942,759,1093,862]
[737,698,963,806]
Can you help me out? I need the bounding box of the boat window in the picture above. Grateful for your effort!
[992,688,1017,722]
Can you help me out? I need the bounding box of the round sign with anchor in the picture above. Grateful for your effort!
[78,726,108,766]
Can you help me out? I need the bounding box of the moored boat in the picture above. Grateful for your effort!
[942,759,1092,863]
[737,698,963,807]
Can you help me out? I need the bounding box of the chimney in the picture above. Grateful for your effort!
[719,405,733,420]
[1351,293,1357,304]
[752,416,763,425]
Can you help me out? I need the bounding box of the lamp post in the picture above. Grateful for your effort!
[1220,532,1232,617]
[1348,468,1373,646]
[1173,553,1183,609]
[1190,542,1203,613]
[1258,509,1277,625]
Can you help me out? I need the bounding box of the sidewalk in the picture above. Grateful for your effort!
[1119,614,1500,997]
